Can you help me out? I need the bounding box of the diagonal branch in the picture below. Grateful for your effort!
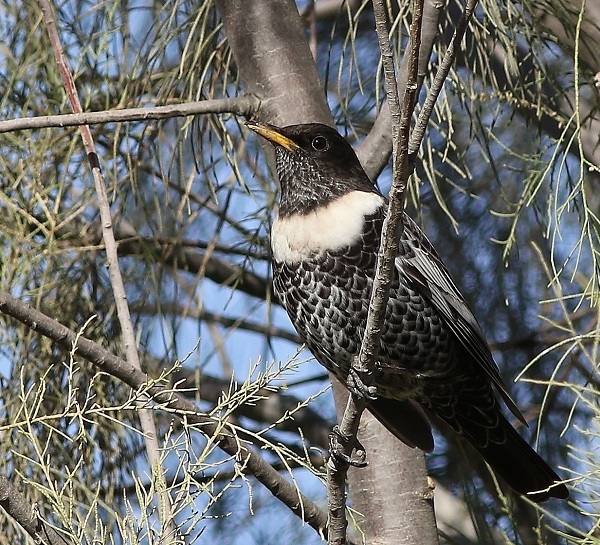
[0,476,67,545]
[172,369,331,447]
[408,0,479,155]
[0,290,357,544]
[358,0,423,370]
[358,0,443,180]
[38,0,175,537]
[326,1,426,544]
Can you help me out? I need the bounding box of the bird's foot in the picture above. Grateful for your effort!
[328,425,367,468]
[347,366,377,401]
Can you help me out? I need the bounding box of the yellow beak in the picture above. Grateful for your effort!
[245,121,299,152]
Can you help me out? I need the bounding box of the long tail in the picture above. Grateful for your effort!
[472,415,568,502]
[368,396,568,502]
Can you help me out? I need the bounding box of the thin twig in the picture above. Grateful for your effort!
[0,290,363,544]
[37,0,176,538]
[172,369,332,446]
[326,1,425,544]
[0,96,260,134]
[408,0,479,155]
[358,0,443,180]
[358,0,423,373]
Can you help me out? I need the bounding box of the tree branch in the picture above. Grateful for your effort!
[0,476,67,545]
[172,369,331,448]
[0,290,348,543]
[358,0,443,180]
[0,96,260,134]
[408,0,479,155]
[327,1,428,544]
[38,0,175,536]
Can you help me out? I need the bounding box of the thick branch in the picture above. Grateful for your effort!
[533,0,600,73]
[0,476,66,545]
[215,0,333,127]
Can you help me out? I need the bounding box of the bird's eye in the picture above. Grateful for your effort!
[311,135,329,151]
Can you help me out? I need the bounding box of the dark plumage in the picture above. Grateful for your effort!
[246,120,568,502]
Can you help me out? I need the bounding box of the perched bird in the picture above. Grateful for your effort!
[246,120,568,502]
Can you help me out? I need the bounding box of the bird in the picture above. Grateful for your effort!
[245,120,568,502]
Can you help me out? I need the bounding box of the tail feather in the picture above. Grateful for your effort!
[368,396,568,502]
[471,416,568,502]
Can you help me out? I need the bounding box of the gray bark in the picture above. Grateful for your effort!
[215,1,439,543]
[332,382,439,545]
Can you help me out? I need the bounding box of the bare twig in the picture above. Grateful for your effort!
[172,369,331,447]
[0,290,359,543]
[37,0,175,538]
[358,0,443,180]
[0,96,260,134]
[326,1,425,544]
[408,0,479,155]
[358,0,423,369]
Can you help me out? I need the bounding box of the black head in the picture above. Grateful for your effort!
[246,121,379,215]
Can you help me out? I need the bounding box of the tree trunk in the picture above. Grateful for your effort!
[332,381,439,545]
[215,5,439,542]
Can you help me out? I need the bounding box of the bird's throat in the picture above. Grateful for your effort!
[271,190,385,263]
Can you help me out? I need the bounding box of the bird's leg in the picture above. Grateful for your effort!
[347,364,378,401]
[328,425,368,468]
[329,357,377,468]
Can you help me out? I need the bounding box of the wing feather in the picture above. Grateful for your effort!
[397,215,526,426]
